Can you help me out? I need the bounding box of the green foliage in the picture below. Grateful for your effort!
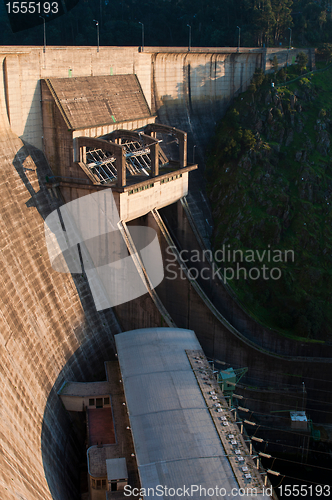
[223,137,241,159]
[299,77,311,89]
[274,108,283,119]
[1,0,330,49]
[279,68,286,81]
[318,43,332,64]
[296,51,309,73]
[249,82,257,93]
[295,315,312,338]
[253,68,265,87]
[228,109,240,127]
[243,129,256,149]
[272,55,279,73]
[206,63,332,341]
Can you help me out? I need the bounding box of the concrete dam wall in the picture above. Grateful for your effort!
[0,45,317,500]
[0,55,122,499]
[1,46,313,153]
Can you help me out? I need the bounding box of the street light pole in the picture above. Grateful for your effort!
[237,26,241,52]
[187,24,191,52]
[139,22,144,52]
[93,20,99,53]
[39,16,46,69]
[288,27,292,50]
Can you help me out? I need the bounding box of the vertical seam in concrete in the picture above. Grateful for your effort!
[2,57,10,126]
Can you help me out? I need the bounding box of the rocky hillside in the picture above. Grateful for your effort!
[207,62,332,341]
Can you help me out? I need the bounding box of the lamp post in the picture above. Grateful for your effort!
[187,24,191,52]
[39,16,46,69]
[237,26,241,52]
[93,20,99,53]
[288,27,292,50]
[139,22,144,52]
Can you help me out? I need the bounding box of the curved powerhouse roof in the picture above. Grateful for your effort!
[115,328,270,499]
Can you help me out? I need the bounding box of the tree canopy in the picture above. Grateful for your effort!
[1,0,332,48]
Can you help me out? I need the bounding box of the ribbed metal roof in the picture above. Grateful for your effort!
[115,328,270,499]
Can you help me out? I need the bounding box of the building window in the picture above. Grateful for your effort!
[96,398,103,408]
[104,397,110,405]
[91,478,107,490]
[89,398,95,406]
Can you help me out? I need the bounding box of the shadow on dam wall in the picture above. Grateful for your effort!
[152,52,262,166]
[41,343,118,500]
[0,137,121,500]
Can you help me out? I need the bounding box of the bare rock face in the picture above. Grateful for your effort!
[265,91,272,105]
[317,130,330,156]
[255,119,263,131]
[290,94,297,109]
[238,155,252,172]
[295,150,303,162]
[297,118,304,133]
[285,129,294,146]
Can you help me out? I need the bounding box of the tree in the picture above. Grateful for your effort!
[279,67,286,81]
[318,10,327,30]
[320,43,332,64]
[296,51,308,73]
[272,54,278,73]
[252,0,276,47]
[243,129,256,149]
[271,0,293,45]
[253,67,265,86]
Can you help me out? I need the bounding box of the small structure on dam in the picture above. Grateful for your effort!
[59,360,140,499]
[41,74,197,220]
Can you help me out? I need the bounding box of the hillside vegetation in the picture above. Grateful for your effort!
[207,60,332,341]
[1,0,332,50]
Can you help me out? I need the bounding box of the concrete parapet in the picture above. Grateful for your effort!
[0,45,314,152]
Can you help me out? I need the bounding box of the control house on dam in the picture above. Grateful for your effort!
[0,44,330,500]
